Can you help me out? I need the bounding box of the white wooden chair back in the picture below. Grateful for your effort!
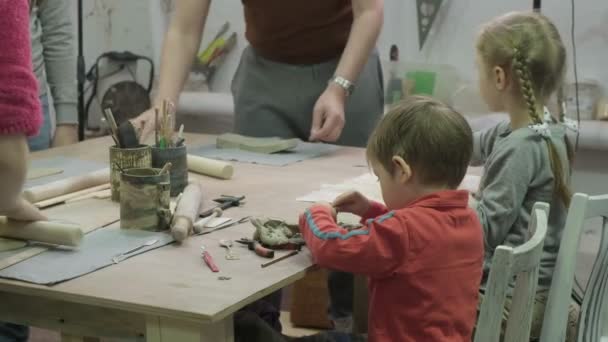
[474,202,550,342]
[540,193,608,342]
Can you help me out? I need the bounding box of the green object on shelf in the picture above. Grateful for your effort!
[406,71,437,96]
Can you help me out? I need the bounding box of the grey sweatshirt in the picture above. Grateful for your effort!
[472,120,570,290]
[30,0,77,125]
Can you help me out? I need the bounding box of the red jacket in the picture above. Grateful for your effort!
[299,190,484,342]
[0,0,42,136]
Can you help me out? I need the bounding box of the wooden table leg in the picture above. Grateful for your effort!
[146,315,233,342]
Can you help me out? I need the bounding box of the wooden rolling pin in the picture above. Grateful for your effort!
[23,168,110,203]
[35,184,110,209]
[187,155,233,180]
[0,218,84,247]
[171,182,204,242]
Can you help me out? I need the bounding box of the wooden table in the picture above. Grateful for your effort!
[0,134,370,341]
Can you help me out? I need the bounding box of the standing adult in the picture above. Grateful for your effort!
[132,0,385,148]
[28,0,78,151]
[131,0,385,330]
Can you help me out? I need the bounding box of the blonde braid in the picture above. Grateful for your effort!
[513,48,571,206]
[513,48,543,124]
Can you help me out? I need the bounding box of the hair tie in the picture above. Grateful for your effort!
[529,122,552,139]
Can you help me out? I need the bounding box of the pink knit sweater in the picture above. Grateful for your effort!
[0,0,42,136]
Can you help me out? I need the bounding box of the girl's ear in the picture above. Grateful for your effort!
[392,156,412,184]
[493,66,509,91]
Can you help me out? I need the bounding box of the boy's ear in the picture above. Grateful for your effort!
[392,156,412,184]
[493,66,508,91]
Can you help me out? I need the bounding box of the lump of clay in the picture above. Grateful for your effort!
[251,217,302,246]
[216,133,298,154]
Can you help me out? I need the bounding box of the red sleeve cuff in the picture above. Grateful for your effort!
[361,201,389,222]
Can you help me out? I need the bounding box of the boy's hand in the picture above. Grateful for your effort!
[332,191,370,217]
[4,197,47,222]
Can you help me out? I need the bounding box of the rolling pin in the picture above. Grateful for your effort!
[171,182,204,242]
[0,218,84,247]
[187,155,233,180]
[23,168,110,203]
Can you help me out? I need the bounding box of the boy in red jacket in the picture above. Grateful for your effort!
[299,96,484,342]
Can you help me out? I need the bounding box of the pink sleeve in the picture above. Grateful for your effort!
[0,0,42,136]
[361,201,389,222]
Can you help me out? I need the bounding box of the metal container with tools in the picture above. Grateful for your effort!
[109,145,152,202]
[120,168,171,231]
[151,145,187,196]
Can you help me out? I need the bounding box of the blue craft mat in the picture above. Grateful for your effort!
[26,157,107,188]
[189,142,339,166]
[0,227,174,285]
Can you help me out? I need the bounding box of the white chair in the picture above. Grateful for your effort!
[540,193,608,342]
[474,202,550,342]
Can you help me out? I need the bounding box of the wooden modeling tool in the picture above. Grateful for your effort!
[103,108,120,146]
[261,250,298,268]
[159,162,172,175]
[171,182,204,242]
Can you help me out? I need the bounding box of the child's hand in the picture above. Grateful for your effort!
[313,202,337,220]
[4,197,46,222]
[332,191,370,217]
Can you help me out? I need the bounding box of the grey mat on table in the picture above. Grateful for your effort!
[26,157,107,188]
[0,227,174,285]
[189,142,338,166]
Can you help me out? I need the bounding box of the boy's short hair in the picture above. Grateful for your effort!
[367,95,473,189]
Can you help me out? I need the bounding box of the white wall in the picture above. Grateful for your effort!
[76,0,608,93]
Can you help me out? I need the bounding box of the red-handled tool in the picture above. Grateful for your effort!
[236,238,275,258]
[201,246,219,272]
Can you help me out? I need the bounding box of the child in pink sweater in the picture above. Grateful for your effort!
[0,0,46,221]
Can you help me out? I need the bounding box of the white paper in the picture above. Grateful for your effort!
[297,173,383,204]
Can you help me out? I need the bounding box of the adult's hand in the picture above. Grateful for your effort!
[309,84,346,143]
[129,108,156,143]
[52,124,78,147]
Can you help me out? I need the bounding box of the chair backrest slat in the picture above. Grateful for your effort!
[475,202,549,342]
[541,193,608,342]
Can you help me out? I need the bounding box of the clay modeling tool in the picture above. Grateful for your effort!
[170,182,203,242]
[199,195,245,218]
[193,208,223,234]
[261,250,298,268]
[103,108,121,147]
[176,124,185,146]
[159,162,172,175]
[201,245,219,272]
[219,239,239,260]
[196,216,250,236]
[112,239,159,264]
[236,238,274,258]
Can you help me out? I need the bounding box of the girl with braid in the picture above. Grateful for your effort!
[472,11,578,340]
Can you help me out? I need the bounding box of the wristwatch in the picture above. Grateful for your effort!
[330,76,355,96]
